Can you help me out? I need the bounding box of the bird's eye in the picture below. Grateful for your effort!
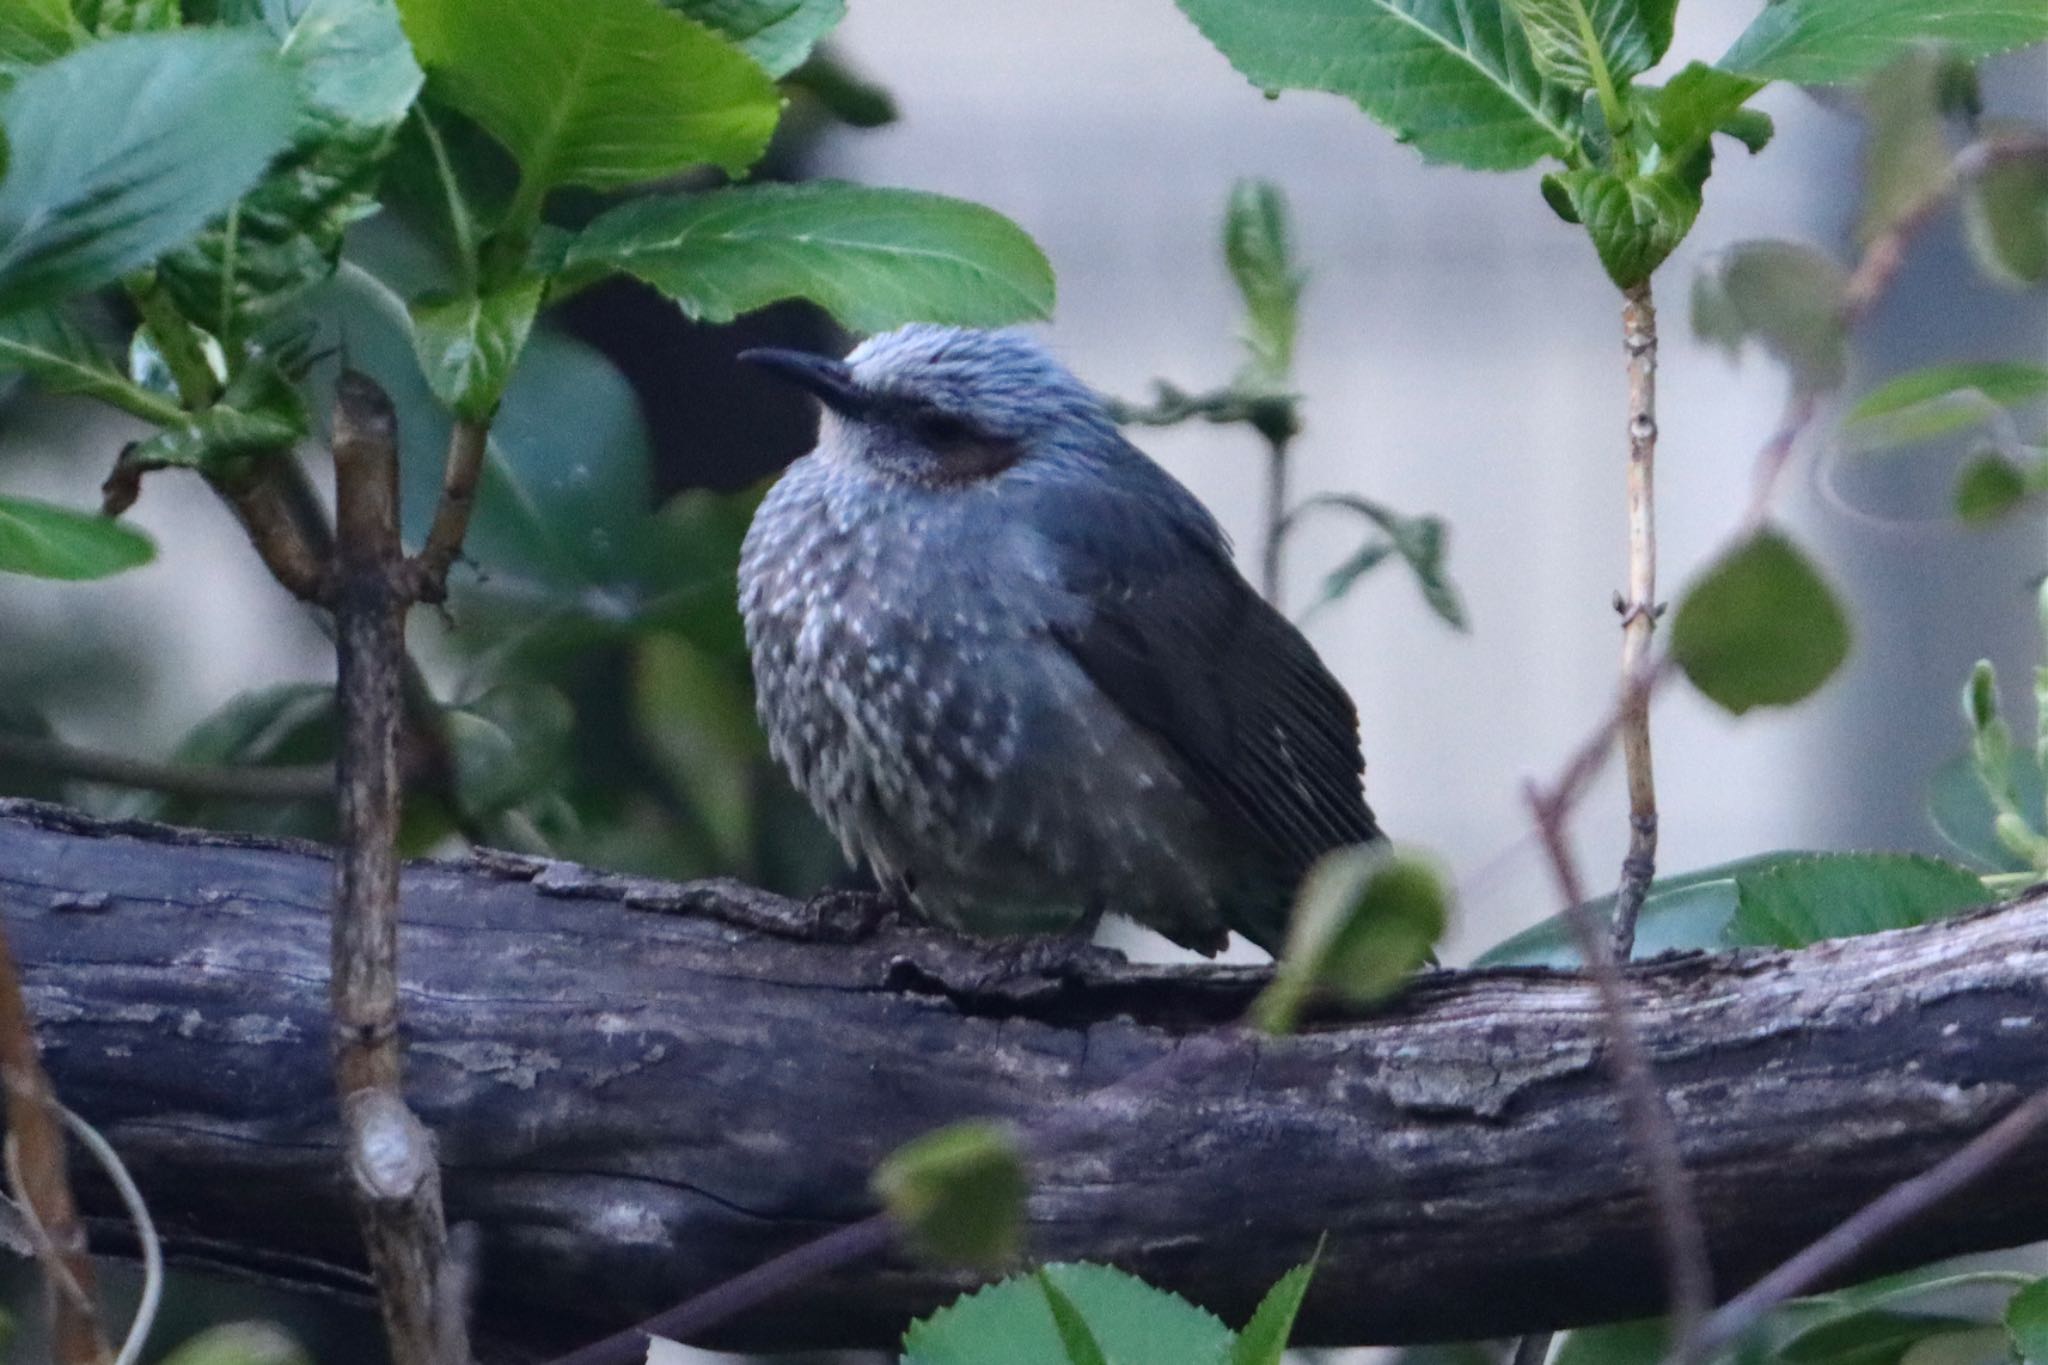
[912,410,977,448]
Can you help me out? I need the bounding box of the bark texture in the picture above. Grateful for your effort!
[4,799,2048,1352]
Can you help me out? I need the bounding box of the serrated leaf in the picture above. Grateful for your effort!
[1670,527,1851,716]
[0,495,154,579]
[397,0,781,202]
[2006,1277,2048,1364]
[662,0,843,77]
[1504,0,1666,90]
[0,308,186,423]
[568,181,1055,330]
[1224,179,1302,387]
[1254,844,1447,1034]
[1173,0,1577,172]
[872,1120,1025,1269]
[1037,1272,1112,1365]
[0,0,80,72]
[1964,140,2048,288]
[410,275,543,419]
[1230,1252,1320,1365]
[1548,160,1705,288]
[1845,362,2048,452]
[1955,452,2031,522]
[901,1262,1235,1365]
[447,681,573,813]
[1692,240,1850,392]
[0,30,301,314]
[1728,852,1987,948]
[1720,0,2048,85]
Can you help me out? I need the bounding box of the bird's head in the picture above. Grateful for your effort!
[740,325,1116,488]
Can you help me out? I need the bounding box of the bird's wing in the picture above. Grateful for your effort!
[1022,466,1380,923]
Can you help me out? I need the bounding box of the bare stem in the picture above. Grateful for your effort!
[0,917,110,1363]
[1260,434,1292,607]
[1675,1089,2048,1365]
[411,418,490,604]
[1613,280,1661,961]
[0,732,331,802]
[329,372,470,1365]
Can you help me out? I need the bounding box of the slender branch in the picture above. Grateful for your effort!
[1677,1089,2048,1365]
[127,278,219,411]
[410,418,490,604]
[208,460,333,604]
[329,372,469,1365]
[0,732,330,802]
[1260,433,1292,607]
[1613,280,1661,961]
[60,1107,162,1365]
[0,915,109,1362]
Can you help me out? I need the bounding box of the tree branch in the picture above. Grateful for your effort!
[1613,280,1660,961]
[6,801,2048,1354]
[329,374,469,1365]
[410,418,490,605]
[0,733,330,803]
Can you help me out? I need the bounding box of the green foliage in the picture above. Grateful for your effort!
[396,0,781,213]
[1691,240,1849,392]
[1844,362,2048,452]
[664,0,844,76]
[1670,528,1852,716]
[1476,852,1817,964]
[158,1322,313,1365]
[1856,51,1969,248]
[1965,138,2048,287]
[1037,1271,1114,1365]
[408,274,545,418]
[1298,494,1469,630]
[1254,844,1447,1033]
[2006,1277,2048,1363]
[1174,0,1576,171]
[873,1120,1027,1269]
[1222,179,1302,389]
[1228,1246,1320,1365]
[0,494,155,579]
[0,29,300,313]
[0,307,186,423]
[567,182,1057,330]
[1719,0,2048,84]
[1545,161,1704,289]
[1935,652,2048,874]
[1953,452,2032,522]
[446,682,574,815]
[1505,0,1670,91]
[0,0,81,75]
[1728,852,1988,948]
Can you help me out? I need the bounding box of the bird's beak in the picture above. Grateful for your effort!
[737,348,869,417]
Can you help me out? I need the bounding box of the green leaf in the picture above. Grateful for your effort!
[1639,63,1769,156]
[409,275,544,419]
[1476,852,1825,965]
[0,0,80,73]
[1223,179,1302,387]
[161,0,425,338]
[635,631,764,872]
[1845,362,2048,452]
[1547,160,1705,288]
[0,495,154,580]
[396,0,781,203]
[1964,139,2048,288]
[1301,494,1468,631]
[1729,852,1987,948]
[127,356,309,471]
[1504,0,1667,90]
[1230,1251,1320,1365]
[1720,0,2048,85]
[1037,1272,1113,1365]
[872,1120,1026,1269]
[1670,528,1852,715]
[901,1263,1235,1365]
[0,30,301,314]
[158,1323,313,1365]
[1556,1320,1669,1365]
[1254,844,1447,1034]
[1779,1308,1981,1365]
[2006,1277,2048,1364]
[1173,0,1577,171]
[143,683,336,836]
[1692,240,1850,392]
[1955,452,2030,522]
[447,682,574,814]
[1857,51,1971,248]
[0,308,186,423]
[568,182,1055,331]
[662,0,843,77]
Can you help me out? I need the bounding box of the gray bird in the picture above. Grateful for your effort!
[736,325,1380,955]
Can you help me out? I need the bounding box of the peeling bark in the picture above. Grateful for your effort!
[3,799,2048,1353]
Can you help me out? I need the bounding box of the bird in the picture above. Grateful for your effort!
[735,325,1380,956]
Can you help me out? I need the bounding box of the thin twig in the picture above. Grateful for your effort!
[1260,432,1293,607]
[209,462,333,603]
[0,915,110,1362]
[1612,280,1661,962]
[329,371,470,1365]
[59,1107,161,1365]
[411,418,490,604]
[0,733,331,802]
[1674,1089,2048,1365]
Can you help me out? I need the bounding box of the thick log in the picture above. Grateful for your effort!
[2,798,2047,1354]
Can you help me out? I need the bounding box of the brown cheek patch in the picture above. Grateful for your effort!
[933,438,1023,486]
